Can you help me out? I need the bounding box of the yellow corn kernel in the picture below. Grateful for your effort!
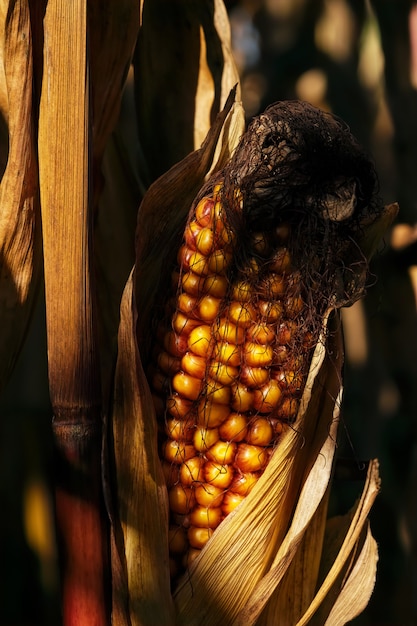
[188,526,213,549]
[198,294,221,321]
[172,311,201,336]
[206,440,237,465]
[172,371,202,401]
[228,301,256,328]
[222,491,245,515]
[230,471,260,496]
[194,426,220,453]
[218,412,248,442]
[165,418,194,442]
[184,220,200,250]
[169,484,195,515]
[195,197,214,227]
[177,292,199,317]
[190,506,222,529]
[203,274,228,298]
[260,273,286,298]
[208,248,233,274]
[180,456,204,486]
[213,341,241,368]
[166,394,194,419]
[235,443,268,473]
[196,227,217,256]
[181,352,207,380]
[203,461,234,489]
[204,378,232,405]
[208,360,239,386]
[181,271,204,297]
[253,379,283,413]
[230,382,254,413]
[232,279,253,302]
[163,439,195,465]
[246,418,274,447]
[194,482,224,507]
[246,321,275,345]
[197,399,230,428]
[188,250,210,276]
[188,325,213,356]
[244,342,274,368]
[157,350,181,376]
[257,300,284,322]
[240,365,270,389]
[214,318,245,345]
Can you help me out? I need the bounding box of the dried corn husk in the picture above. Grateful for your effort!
[0,0,41,392]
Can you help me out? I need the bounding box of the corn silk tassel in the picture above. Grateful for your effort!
[143,100,396,608]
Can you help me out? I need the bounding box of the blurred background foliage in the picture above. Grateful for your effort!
[0,0,416,624]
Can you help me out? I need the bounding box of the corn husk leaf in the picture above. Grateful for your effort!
[0,0,41,392]
[111,88,244,625]
[303,460,380,626]
[111,271,175,626]
[134,0,241,187]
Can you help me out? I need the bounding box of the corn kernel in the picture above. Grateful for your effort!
[206,440,237,465]
[222,491,245,515]
[198,295,221,321]
[235,444,268,473]
[188,526,213,549]
[169,484,195,515]
[181,352,207,379]
[163,439,195,464]
[180,456,204,485]
[244,342,274,368]
[172,371,202,401]
[253,379,282,413]
[188,325,213,356]
[204,461,234,488]
[197,399,230,428]
[194,427,219,452]
[230,382,254,413]
[194,482,224,507]
[246,418,274,446]
[218,412,248,442]
[190,506,222,529]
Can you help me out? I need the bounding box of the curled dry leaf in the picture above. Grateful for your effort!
[0,0,41,392]
[134,0,242,186]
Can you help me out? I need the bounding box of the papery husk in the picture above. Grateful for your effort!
[0,0,41,393]
[134,0,241,187]
[111,271,174,626]
[303,461,380,626]
[110,89,244,625]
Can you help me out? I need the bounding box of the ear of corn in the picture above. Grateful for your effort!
[112,85,396,624]
[150,185,320,579]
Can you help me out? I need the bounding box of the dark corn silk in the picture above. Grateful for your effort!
[148,101,381,584]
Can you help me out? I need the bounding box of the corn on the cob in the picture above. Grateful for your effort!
[149,182,316,581]
[146,99,384,588]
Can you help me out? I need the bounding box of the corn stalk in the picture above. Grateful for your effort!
[0,1,398,625]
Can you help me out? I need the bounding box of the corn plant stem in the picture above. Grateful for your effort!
[35,0,109,623]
